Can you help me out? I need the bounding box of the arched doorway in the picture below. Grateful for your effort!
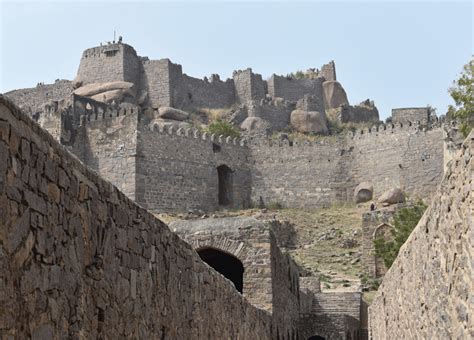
[307,336,325,340]
[197,248,244,293]
[217,165,233,206]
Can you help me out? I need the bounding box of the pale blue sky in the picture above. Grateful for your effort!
[1,1,472,118]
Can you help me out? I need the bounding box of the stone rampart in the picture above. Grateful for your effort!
[368,132,473,339]
[267,75,325,104]
[75,43,141,85]
[0,95,272,339]
[249,123,444,208]
[136,123,251,213]
[233,68,266,103]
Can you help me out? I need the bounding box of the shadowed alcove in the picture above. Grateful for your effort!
[217,164,233,206]
[197,247,244,293]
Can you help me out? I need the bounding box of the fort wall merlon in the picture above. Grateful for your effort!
[369,131,472,339]
[0,95,273,339]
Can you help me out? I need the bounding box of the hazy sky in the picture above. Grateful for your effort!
[1,1,472,118]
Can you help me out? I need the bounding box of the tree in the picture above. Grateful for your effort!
[373,201,427,269]
[447,57,474,137]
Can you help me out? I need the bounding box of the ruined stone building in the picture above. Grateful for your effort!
[1,40,470,339]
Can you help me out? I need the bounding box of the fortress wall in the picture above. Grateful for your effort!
[177,74,235,109]
[136,125,251,213]
[391,107,430,124]
[267,75,325,104]
[320,61,337,81]
[75,44,141,85]
[233,69,266,103]
[78,110,139,200]
[0,96,272,339]
[350,125,444,199]
[249,125,444,209]
[249,138,352,208]
[142,59,172,108]
[5,80,73,115]
[369,132,472,339]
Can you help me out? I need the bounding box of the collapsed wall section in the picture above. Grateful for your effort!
[0,95,272,339]
[369,132,472,339]
[135,124,251,213]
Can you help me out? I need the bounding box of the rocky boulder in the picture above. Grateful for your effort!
[323,80,349,109]
[74,81,135,97]
[378,188,405,205]
[150,118,191,130]
[354,182,373,203]
[158,107,190,121]
[241,117,269,131]
[290,109,328,134]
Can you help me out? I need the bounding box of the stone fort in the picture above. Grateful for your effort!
[1,39,470,339]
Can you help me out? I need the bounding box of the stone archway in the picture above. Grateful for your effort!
[373,223,393,278]
[197,247,244,293]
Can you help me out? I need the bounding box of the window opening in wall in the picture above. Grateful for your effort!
[217,164,233,206]
[197,248,244,293]
[212,143,221,153]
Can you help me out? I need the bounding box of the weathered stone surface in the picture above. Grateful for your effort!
[241,116,269,131]
[157,106,190,121]
[369,132,473,339]
[73,81,135,97]
[354,182,373,203]
[0,96,272,339]
[290,109,328,134]
[378,187,405,205]
[323,80,349,109]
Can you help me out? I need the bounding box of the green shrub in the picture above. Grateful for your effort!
[204,119,240,138]
[374,201,427,269]
[266,201,284,210]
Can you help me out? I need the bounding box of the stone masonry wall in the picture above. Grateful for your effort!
[249,124,444,208]
[4,80,73,115]
[77,110,139,200]
[0,95,272,339]
[391,107,430,124]
[233,69,266,103]
[170,217,301,339]
[136,124,251,213]
[369,132,473,339]
[75,43,141,85]
[267,75,325,104]
[142,59,172,108]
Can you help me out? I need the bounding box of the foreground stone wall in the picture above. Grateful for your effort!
[0,96,272,339]
[369,132,473,339]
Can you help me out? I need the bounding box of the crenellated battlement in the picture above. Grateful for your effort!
[149,124,247,147]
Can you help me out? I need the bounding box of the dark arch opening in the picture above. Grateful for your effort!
[308,336,326,340]
[197,248,244,293]
[217,165,233,206]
